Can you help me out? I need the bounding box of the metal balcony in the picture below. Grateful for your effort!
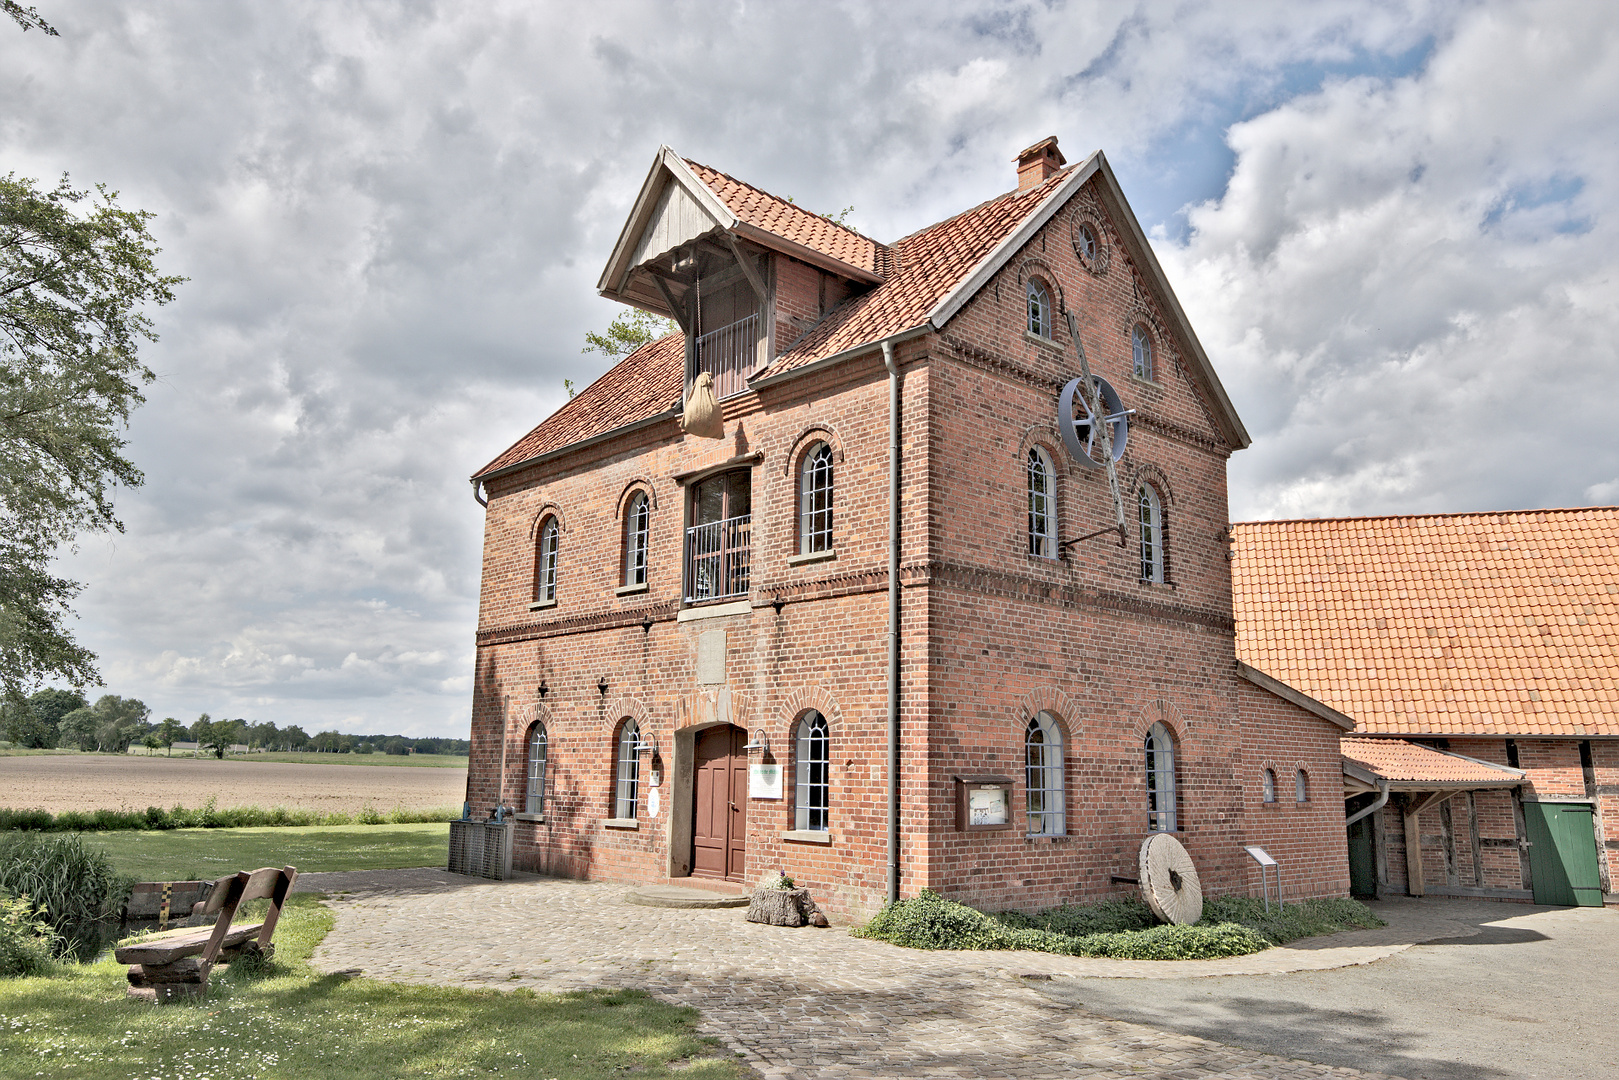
[685,513,751,602]
[695,313,758,400]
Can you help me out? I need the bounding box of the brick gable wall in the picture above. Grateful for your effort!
[467,175,1351,920]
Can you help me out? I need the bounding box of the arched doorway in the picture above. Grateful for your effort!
[691,724,748,881]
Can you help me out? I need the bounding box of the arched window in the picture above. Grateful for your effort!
[525,722,548,815]
[1027,448,1056,558]
[798,442,834,554]
[613,721,641,819]
[1132,324,1153,380]
[622,492,649,588]
[1263,768,1277,803]
[1076,222,1097,265]
[1026,279,1051,338]
[535,516,559,603]
[1145,722,1177,832]
[1138,486,1164,582]
[1026,711,1065,836]
[1295,769,1309,804]
[794,710,830,832]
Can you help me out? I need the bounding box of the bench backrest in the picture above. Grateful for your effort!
[198,866,298,967]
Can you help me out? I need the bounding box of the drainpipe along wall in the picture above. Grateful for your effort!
[882,340,901,904]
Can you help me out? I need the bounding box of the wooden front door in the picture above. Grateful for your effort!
[691,725,748,881]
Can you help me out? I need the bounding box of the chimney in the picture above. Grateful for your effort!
[1015,136,1066,192]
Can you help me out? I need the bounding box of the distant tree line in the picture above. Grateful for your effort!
[0,689,469,758]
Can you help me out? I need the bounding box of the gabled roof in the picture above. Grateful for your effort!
[482,143,1249,480]
[1232,508,1619,738]
[1341,738,1525,789]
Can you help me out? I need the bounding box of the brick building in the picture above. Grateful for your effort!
[1233,509,1618,907]
[467,138,1353,919]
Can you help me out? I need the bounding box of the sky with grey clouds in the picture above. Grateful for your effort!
[2,0,1613,737]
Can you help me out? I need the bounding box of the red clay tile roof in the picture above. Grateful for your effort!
[686,160,885,278]
[475,333,684,478]
[1232,508,1619,738]
[768,171,1072,374]
[477,166,1078,479]
[1341,738,1523,786]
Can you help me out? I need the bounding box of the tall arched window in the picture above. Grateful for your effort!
[1262,768,1277,803]
[525,722,548,815]
[613,721,641,819]
[1027,448,1056,558]
[794,710,830,832]
[1138,486,1164,582]
[535,516,559,603]
[1145,722,1177,832]
[1132,324,1153,379]
[798,442,833,554]
[1026,279,1051,338]
[1295,769,1309,804]
[1025,710,1065,836]
[623,491,649,587]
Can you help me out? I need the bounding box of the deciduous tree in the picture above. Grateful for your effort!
[1,173,182,701]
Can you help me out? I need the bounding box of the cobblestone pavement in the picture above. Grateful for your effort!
[302,870,1473,1080]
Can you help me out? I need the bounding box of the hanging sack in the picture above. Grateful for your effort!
[681,371,725,439]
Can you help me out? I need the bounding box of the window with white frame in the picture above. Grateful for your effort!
[798,442,833,554]
[613,721,641,819]
[1145,722,1177,832]
[1295,769,1309,803]
[1262,768,1277,803]
[1027,279,1051,338]
[535,516,559,603]
[794,710,830,832]
[1138,486,1164,582]
[1025,710,1065,836]
[525,722,547,815]
[1027,447,1057,558]
[623,492,649,588]
[1132,324,1153,380]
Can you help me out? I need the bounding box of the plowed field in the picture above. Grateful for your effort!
[0,755,466,814]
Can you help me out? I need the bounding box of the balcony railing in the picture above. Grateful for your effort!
[695,312,758,400]
[685,513,751,602]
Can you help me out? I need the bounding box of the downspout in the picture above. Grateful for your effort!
[882,339,901,905]
[1344,778,1389,828]
[471,478,488,508]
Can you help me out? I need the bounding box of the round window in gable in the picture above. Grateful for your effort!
[1072,216,1107,274]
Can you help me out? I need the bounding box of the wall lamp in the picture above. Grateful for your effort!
[742,728,770,753]
[597,676,609,697]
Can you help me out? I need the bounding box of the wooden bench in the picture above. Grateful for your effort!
[116,866,297,1002]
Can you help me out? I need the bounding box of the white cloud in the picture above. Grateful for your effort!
[2,0,1607,734]
[1160,0,1619,519]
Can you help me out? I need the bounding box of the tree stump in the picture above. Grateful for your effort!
[747,886,807,926]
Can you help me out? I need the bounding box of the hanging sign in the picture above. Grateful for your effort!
[749,763,782,799]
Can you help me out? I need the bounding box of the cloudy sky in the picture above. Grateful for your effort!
[2,1,1613,738]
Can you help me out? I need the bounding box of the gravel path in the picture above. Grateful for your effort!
[300,869,1507,1079]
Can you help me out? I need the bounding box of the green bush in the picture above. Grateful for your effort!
[1199,895,1384,944]
[0,833,131,960]
[0,801,455,832]
[996,896,1156,936]
[1063,921,1270,960]
[852,890,1268,959]
[0,893,58,976]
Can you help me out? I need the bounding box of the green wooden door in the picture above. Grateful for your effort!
[1347,814,1377,897]
[1524,802,1603,907]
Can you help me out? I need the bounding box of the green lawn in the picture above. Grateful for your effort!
[0,894,745,1079]
[83,823,452,881]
